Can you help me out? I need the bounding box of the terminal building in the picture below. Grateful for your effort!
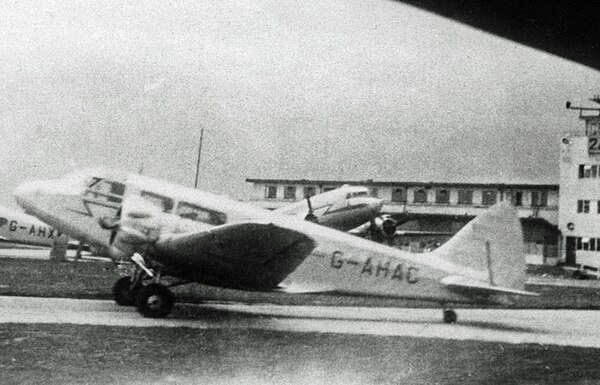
[246,178,560,264]
[246,99,600,268]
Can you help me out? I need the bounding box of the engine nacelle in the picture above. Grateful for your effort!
[102,194,164,261]
[380,215,397,237]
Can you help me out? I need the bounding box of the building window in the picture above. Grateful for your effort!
[435,189,449,204]
[370,188,379,198]
[577,237,582,250]
[414,189,427,203]
[284,186,296,200]
[531,191,548,207]
[303,186,316,198]
[482,190,497,206]
[457,189,473,205]
[578,164,598,178]
[391,188,406,203]
[514,191,523,206]
[577,200,590,213]
[265,186,277,199]
[591,238,597,251]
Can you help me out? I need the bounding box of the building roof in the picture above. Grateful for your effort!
[246,178,559,190]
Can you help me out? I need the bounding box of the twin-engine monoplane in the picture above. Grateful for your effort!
[14,168,537,323]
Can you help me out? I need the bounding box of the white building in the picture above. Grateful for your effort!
[559,113,600,267]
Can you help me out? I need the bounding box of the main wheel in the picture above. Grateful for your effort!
[443,309,457,324]
[112,276,138,306]
[136,283,174,318]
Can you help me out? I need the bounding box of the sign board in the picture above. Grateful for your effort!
[587,118,600,155]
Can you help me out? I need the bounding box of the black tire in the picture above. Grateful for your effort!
[136,283,174,318]
[112,276,137,306]
[443,309,457,324]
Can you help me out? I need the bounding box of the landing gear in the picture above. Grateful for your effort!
[136,283,174,318]
[443,309,458,324]
[112,276,138,306]
[113,253,180,318]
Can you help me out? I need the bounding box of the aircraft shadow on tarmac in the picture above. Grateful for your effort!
[169,303,540,333]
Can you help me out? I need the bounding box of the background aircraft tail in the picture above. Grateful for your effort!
[430,202,526,290]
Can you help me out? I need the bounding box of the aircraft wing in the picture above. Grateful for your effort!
[153,221,317,290]
[441,275,539,297]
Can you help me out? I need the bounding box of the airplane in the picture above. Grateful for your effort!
[14,168,537,323]
[0,205,66,247]
[272,185,393,234]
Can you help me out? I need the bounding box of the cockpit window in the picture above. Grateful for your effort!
[84,178,126,204]
[351,191,368,198]
[176,201,227,225]
[140,191,174,213]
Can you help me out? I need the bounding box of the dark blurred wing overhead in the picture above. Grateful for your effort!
[153,221,317,290]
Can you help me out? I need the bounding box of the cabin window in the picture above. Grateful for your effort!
[413,189,427,203]
[391,188,406,203]
[265,186,277,199]
[284,186,296,200]
[323,186,337,192]
[370,188,379,198]
[435,189,449,204]
[140,191,174,213]
[176,201,227,225]
[457,189,472,205]
[303,186,316,198]
[482,190,497,206]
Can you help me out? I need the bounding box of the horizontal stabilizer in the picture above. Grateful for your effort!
[441,275,539,297]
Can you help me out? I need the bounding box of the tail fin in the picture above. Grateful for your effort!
[431,202,526,290]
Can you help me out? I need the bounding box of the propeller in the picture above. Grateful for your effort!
[98,207,122,245]
[380,214,397,237]
[304,195,318,223]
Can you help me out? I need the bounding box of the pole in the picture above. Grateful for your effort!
[194,127,204,189]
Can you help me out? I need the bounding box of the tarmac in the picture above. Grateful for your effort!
[3,295,600,348]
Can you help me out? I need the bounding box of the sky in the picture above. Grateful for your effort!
[1,0,600,207]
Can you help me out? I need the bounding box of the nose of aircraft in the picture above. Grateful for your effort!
[371,198,384,213]
[358,197,383,214]
[13,180,43,209]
